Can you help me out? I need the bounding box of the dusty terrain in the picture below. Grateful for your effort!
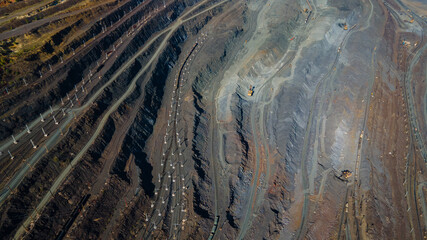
[0,0,425,239]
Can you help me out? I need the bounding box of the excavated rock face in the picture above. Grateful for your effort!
[0,0,426,239]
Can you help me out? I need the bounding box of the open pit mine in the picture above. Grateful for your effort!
[0,0,426,239]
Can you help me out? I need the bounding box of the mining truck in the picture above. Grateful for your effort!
[248,85,254,96]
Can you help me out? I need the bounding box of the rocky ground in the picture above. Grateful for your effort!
[0,0,426,239]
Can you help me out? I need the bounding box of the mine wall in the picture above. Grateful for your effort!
[0,0,191,141]
[0,90,115,239]
[42,26,187,239]
[0,0,41,17]
[0,0,102,34]
[187,16,250,240]
[264,25,343,240]
[225,93,253,230]
[0,0,228,238]
[215,2,303,238]
[98,27,190,239]
[27,117,115,240]
[0,20,160,237]
[354,2,420,238]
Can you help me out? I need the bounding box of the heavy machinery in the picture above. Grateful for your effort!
[341,170,352,179]
[405,18,415,23]
[339,23,348,30]
[402,40,411,46]
[248,85,254,96]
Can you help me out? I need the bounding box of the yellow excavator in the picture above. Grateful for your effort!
[343,23,348,30]
[341,170,352,179]
[248,85,254,96]
[405,17,415,23]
